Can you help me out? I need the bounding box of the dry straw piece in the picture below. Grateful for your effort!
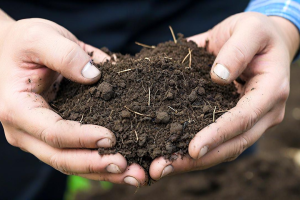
[169,26,177,44]
[135,41,155,49]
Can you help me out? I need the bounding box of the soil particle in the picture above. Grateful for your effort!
[197,86,205,95]
[120,110,131,118]
[188,90,198,102]
[155,112,170,124]
[170,122,183,134]
[96,82,114,100]
[52,35,239,173]
[202,105,210,113]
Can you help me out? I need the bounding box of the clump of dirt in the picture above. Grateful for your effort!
[52,34,239,172]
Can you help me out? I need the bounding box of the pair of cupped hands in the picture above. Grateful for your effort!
[0,10,299,187]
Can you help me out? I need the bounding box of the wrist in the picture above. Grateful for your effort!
[269,16,300,62]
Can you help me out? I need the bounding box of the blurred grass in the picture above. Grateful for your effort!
[64,176,113,200]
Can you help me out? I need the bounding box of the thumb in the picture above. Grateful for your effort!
[209,23,268,85]
[32,27,110,84]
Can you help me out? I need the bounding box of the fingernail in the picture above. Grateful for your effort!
[81,60,101,79]
[213,63,230,80]
[106,164,121,174]
[97,138,112,148]
[198,146,208,159]
[124,176,139,187]
[161,165,174,178]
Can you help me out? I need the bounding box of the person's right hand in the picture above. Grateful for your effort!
[0,11,146,187]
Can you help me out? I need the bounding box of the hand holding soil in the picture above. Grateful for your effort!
[149,13,298,180]
[0,10,298,188]
[0,15,147,187]
[53,12,299,183]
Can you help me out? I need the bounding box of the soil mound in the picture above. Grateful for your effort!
[52,34,239,171]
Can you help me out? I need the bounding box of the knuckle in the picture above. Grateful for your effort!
[39,128,62,148]
[246,16,264,29]
[21,22,44,44]
[86,163,97,174]
[5,134,19,147]
[273,110,285,126]
[39,119,63,148]
[231,43,247,66]
[0,108,13,125]
[241,106,262,132]
[49,153,61,171]
[226,136,249,163]
[49,152,70,174]
[211,128,227,146]
[60,43,78,69]
[278,81,290,102]
[224,155,238,162]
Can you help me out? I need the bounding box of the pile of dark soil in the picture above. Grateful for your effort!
[52,35,239,171]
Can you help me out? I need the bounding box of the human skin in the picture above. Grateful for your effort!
[0,9,146,187]
[149,12,300,180]
[1,9,299,187]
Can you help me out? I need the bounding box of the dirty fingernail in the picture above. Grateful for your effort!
[213,63,230,80]
[106,164,121,174]
[198,146,208,159]
[82,60,101,79]
[124,176,139,187]
[161,165,174,178]
[97,138,112,148]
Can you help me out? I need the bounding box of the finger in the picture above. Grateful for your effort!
[188,74,275,160]
[187,31,210,48]
[23,24,103,84]
[5,127,127,174]
[13,92,115,149]
[209,20,269,84]
[79,164,148,187]
[78,41,111,64]
[150,112,273,180]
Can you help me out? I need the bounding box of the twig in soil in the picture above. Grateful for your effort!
[164,57,172,60]
[124,106,151,117]
[148,87,151,106]
[169,26,177,44]
[204,100,213,109]
[79,114,84,124]
[109,110,114,121]
[188,48,192,68]
[134,130,139,142]
[181,50,191,64]
[168,106,178,114]
[141,81,147,93]
[50,103,59,109]
[213,106,216,122]
[135,41,155,49]
[117,69,132,74]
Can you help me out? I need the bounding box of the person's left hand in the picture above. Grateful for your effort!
[149,12,300,180]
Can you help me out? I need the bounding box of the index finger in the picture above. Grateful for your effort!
[9,92,115,149]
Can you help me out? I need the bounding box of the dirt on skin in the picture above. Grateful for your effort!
[52,34,239,172]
